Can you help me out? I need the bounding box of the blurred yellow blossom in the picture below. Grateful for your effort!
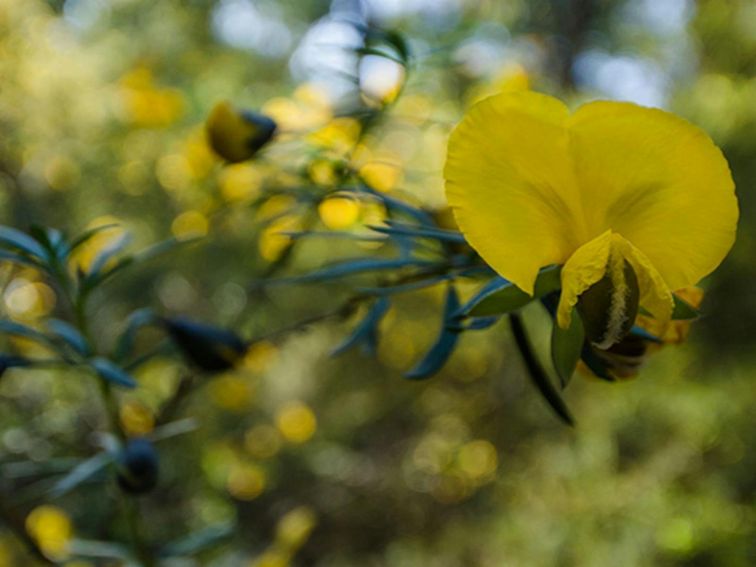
[243,341,279,374]
[210,374,254,412]
[43,154,80,191]
[307,117,361,155]
[275,506,317,550]
[25,505,72,561]
[171,210,209,240]
[118,67,184,128]
[457,439,498,482]
[3,279,55,320]
[318,195,360,230]
[120,400,155,437]
[245,424,282,459]
[219,163,263,203]
[227,463,267,501]
[275,401,317,444]
[258,215,301,262]
[263,83,331,132]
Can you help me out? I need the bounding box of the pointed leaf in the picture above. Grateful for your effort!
[159,522,234,558]
[461,266,562,317]
[113,308,157,362]
[284,258,438,284]
[405,286,461,380]
[0,320,56,349]
[89,357,137,388]
[332,297,390,357]
[67,224,120,254]
[49,452,113,498]
[0,226,47,260]
[509,313,574,425]
[369,222,466,244]
[86,231,133,279]
[47,319,91,357]
[551,309,585,387]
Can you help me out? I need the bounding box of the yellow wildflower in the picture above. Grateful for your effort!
[445,91,737,348]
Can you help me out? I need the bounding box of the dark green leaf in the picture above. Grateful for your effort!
[0,226,47,260]
[405,286,461,380]
[369,222,466,244]
[47,319,91,357]
[331,297,390,356]
[460,266,562,318]
[509,313,574,426]
[0,320,56,349]
[551,310,585,387]
[672,294,699,320]
[0,354,32,377]
[284,258,438,284]
[89,357,137,388]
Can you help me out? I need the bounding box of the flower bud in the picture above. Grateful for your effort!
[205,101,277,163]
[162,316,247,373]
[117,438,159,494]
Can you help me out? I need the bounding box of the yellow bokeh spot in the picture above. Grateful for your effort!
[262,83,331,132]
[118,160,149,195]
[359,160,402,193]
[318,196,360,230]
[275,506,317,550]
[256,194,297,222]
[275,401,317,444]
[244,424,282,459]
[25,505,72,561]
[118,67,185,128]
[308,159,339,186]
[156,154,192,191]
[259,215,301,262]
[308,117,361,155]
[243,341,279,374]
[119,400,155,437]
[4,280,56,320]
[43,155,80,191]
[219,163,263,203]
[227,463,266,501]
[457,440,498,481]
[250,549,290,567]
[183,128,218,179]
[171,210,209,240]
[210,375,253,413]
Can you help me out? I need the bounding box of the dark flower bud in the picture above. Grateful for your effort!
[205,101,277,163]
[117,438,159,494]
[162,316,247,373]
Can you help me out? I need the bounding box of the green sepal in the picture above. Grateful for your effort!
[551,309,585,388]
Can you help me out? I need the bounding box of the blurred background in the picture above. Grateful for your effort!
[0,0,754,565]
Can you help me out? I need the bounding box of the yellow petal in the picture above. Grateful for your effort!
[612,234,673,330]
[445,92,583,294]
[556,230,612,328]
[569,101,738,291]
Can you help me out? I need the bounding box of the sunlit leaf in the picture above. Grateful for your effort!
[47,319,91,357]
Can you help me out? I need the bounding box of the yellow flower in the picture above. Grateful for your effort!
[445,91,737,347]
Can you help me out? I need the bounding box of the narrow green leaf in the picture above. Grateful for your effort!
[47,319,91,357]
[159,522,234,558]
[509,313,574,426]
[49,452,113,498]
[113,308,157,362]
[551,310,585,387]
[0,320,56,349]
[463,266,562,317]
[0,226,47,260]
[89,357,137,388]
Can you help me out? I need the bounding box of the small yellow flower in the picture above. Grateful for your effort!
[445,91,737,346]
